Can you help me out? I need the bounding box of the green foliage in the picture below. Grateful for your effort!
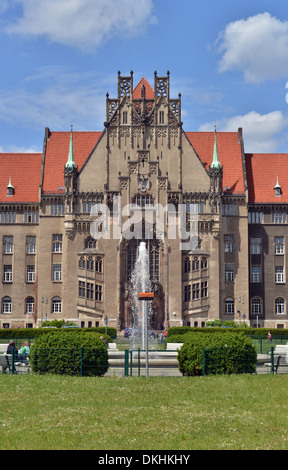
[0,326,117,340]
[30,331,109,376]
[166,325,288,338]
[177,332,257,376]
[41,319,76,328]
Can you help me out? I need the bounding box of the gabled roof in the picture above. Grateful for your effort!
[42,131,102,194]
[185,131,245,195]
[0,153,42,203]
[245,153,288,203]
[133,77,154,100]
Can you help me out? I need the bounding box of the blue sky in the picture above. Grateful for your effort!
[1,0,288,154]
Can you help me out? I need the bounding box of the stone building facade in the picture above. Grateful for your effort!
[0,71,287,330]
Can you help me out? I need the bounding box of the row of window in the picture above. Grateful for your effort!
[79,256,103,272]
[78,281,103,302]
[251,265,286,283]
[3,235,63,254]
[225,297,286,316]
[248,211,287,224]
[1,296,62,314]
[224,263,286,284]
[3,264,62,283]
[225,236,285,255]
[183,256,208,273]
[250,237,285,254]
[1,209,39,224]
[183,281,208,302]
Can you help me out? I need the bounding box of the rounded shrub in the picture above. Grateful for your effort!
[30,331,109,376]
[177,332,257,376]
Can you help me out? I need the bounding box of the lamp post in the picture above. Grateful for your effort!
[41,296,44,324]
[45,297,48,320]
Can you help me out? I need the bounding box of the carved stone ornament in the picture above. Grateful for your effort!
[137,175,151,193]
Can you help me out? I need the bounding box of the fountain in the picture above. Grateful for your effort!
[129,241,153,351]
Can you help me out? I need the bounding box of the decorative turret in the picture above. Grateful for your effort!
[64,125,78,221]
[209,128,223,213]
[211,128,221,169]
[65,126,76,169]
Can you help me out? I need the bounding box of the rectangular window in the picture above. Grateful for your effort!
[225,264,234,282]
[250,238,261,254]
[2,299,12,314]
[248,211,263,224]
[159,111,164,124]
[52,263,62,281]
[192,283,200,300]
[201,281,208,298]
[184,285,191,302]
[78,281,85,298]
[186,202,205,214]
[52,234,63,252]
[275,266,284,283]
[123,111,128,124]
[95,257,103,273]
[222,204,237,216]
[51,204,65,216]
[225,299,235,314]
[274,237,284,254]
[83,201,101,214]
[24,210,39,223]
[26,265,35,283]
[3,265,12,283]
[86,282,94,300]
[272,211,286,224]
[3,236,13,254]
[1,210,16,224]
[251,266,261,283]
[26,236,36,254]
[52,298,62,313]
[224,235,234,253]
[95,284,103,302]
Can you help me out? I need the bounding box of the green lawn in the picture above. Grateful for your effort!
[1,374,288,450]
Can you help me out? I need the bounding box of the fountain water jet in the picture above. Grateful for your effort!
[130,241,153,350]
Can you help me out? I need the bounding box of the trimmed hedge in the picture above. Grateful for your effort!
[177,332,257,376]
[166,326,288,338]
[30,331,109,376]
[0,326,117,340]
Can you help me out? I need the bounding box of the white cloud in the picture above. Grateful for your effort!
[4,0,157,51]
[215,12,288,83]
[0,68,112,131]
[0,144,41,153]
[199,111,288,153]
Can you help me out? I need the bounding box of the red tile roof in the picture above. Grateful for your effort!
[245,153,288,203]
[185,131,245,195]
[0,153,42,203]
[133,77,154,100]
[42,131,102,194]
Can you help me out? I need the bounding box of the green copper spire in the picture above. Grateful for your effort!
[211,128,221,169]
[66,125,76,169]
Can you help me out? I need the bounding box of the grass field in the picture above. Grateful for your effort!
[1,373,288,450]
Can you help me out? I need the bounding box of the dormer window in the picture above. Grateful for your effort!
[6,175,14,196]
[274,176,281,197]
[275,187,281,197]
